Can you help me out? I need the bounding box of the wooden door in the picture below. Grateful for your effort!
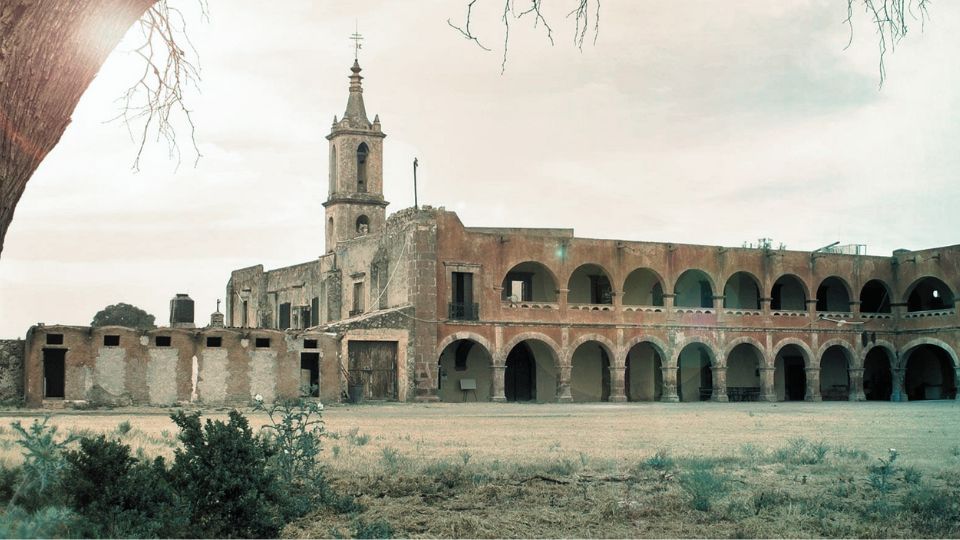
[348,341,398,400]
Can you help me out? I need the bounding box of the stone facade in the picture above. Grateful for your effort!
[0,339,24,404]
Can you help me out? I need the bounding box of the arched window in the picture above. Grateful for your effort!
[356,215,370,234]
[329,144,337,193]
[356,143,369,192]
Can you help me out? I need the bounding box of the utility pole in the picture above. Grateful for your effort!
[413,157,419,210]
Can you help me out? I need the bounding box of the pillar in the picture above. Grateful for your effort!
[711,366,728,402]
[850,300,861,316]
[558,365,573,402]
[491,364,506,402]
[956,368,960,401]
[760,297,772,315]
[891,368,906,402]
[806,298,818,318]
[759,367,776,401]
[663,293,676,310]
[558,288,569,311]
[660,365,679,402]
[804,367,821,401]
[612,290,623,311]
[608,365,627,402]
[848,367,865,401]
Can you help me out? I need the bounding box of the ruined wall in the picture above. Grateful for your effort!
[0,339,24,403]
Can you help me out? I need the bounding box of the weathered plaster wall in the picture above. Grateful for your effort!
[0,339,24,403]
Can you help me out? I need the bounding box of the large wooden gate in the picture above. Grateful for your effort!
[348,341,398,400]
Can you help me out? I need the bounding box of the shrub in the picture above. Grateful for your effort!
[9,417,77,510]
[868,448,899,494]
[353,517,394,539]
[645,449,675,471]
[255,397,326,484]
[0,505,75,538]
[62,435,187,538]
[169,410,288,538]
[679,467,729,511]
[380,446,404,473]
[902,465,923,485]
[115,420,132,435]
[0,466,20,504]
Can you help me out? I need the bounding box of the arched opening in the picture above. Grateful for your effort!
[771,275,807,311]
[906,277,955,312]
[819,346,851,401]
[504,340,558,402]
[355,215,370,234]
[723,272,761,310]
[622,268,665,306]
[863,347,893,401]
[726,343,763,401]
[625,342,663,401]
[774,344,808,401]
[570,341,611,402]
[674,269,714,309]
[567,264,613,305]
[501,262,558,303]
[903,345,957,400]
[329,144,337,193]
[860,279,892,313]
[437,339,493,402]
[356,143,369,192]
[677,343,713,401]
[816,276,851,312]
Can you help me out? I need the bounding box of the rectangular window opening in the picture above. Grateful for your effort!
[255,337,271,348]
[304,339,318,349]
[103,335,120,347]
[279,302,291,330]
[155,336,172,347]
[206,336,222,347]
[46,333,64,345]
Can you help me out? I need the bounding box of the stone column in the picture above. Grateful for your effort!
[491,364,506,402]
[557,365,573,402]
[760,297,772,315]
[711,366,728,402]
[612,290,623,311]
[759,367,777,401]
[850,300,861,316]
[806,298,819,318]
[955,368,960,401]
[663,293,676,310]
[804,367,822,401]
[713,295,726,323]
[891,368,906,402]
[558,288,569,311]
[848,367,866,401]
[660,365,679,402]
[608,365,627,402]
[890,302,907,321]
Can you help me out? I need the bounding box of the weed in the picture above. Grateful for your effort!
[578,452,590,468]
[546,458,578,476]
[254,398,326,484]
[459,449,472,466]
[679,467,729,511]
[9,417,78,510]
[115,421,132,436]
[645,449,675,471]
[380,446,404,473]
[868,448,899,494]
[834,445,869,461]
[902,465,922,485]
[332,445,341,458]
[547,440,562,452]
[750,488,789,515]
[0,505,76,538]
[160,429,171,439]
[810,440,830,464]
[950,445,960,457]
[903,484,959,532]
[353,517,394,539]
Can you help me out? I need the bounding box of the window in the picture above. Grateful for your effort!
[329,144,337,193]
[46,333,63,345]
[279,302,291,330]
[103,335,120,347]
[206,336,222,347]
[155,336,172,347]
[351,282,365,316]
[311,297,320,326]
[356,142,369,192]
[255,337,270,348]
[356,215,370,234]
[450,272,476,320]
[241,300,249,327]
[304,339,318,349]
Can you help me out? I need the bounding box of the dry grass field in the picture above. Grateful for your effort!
[2,401,959,538]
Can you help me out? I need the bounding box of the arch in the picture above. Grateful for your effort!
[567,263,614,305]
[436,332,494,360]
[329,144,337,193]
[625,341,664,401]
[570,340,612,402]
[902,342,958,400]
[904,276,956,312]
[725,342,764,401]
[721,336,767,360]
[900,338,960,369]
[773,340,812,401]
[816,276,852,312]
[437,337,494,402]
[676,341,715,401]
[623,335,670,361]
[673,336,720,367]
[356,142,369,192]
[863,345,894,401]
[722,271,762,310]
[819,343,854,401]
[859,279,892,313]
[567,333,618,366]
[355,214,370,234]
[673,268,716,308]
[501,261,559,303]
[860,340,897,366]
[771,274,808,311]
[500,332,562,367]
[622,268,666,306]
[502,334,563,402]
[772,338,814,367]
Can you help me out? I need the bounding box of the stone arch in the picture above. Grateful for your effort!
[623,335,670,361]
[722,336,767,360]
[567,333,619,367]
[673,268,718,308]
[771,273,810,311]
[673,336,721,367]
[721,271,763,310]
[500,332,563,368]
[816,275,853,312]
[817,339,858,366]
[501,261,560,303]
[899,338,960,369]
[859,279,893,313]
[771,338,814,367]
[818,340,856,401]
[436,332,494,360]
[675,339,718,401]
[566,263,615,305]
[622,267,666,306]
[903,276,956,312]
[860,340,897,367]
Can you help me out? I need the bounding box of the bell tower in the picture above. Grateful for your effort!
[323,59,388,253]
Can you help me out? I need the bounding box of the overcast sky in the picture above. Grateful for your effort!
[2,0,958,336]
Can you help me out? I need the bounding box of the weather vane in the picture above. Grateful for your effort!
[350,22,363,60]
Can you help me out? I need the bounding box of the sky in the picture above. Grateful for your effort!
[2,0,959,337]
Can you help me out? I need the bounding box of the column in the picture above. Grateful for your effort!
[608,364,627,402]
[850,300,861,317]
[558,288,569,311]
[891,368,906,402]
[760,297,772,315]
[663,293,676,311]
[955,368,960,400]
[612,290,623,311]
[713,295,726,323]
[557,365,573,402]
[759,367,776,401]
[848,367,865,401]
[806,298,818,318]
[491,364,506,402]
[711,366,728,402]
[660,365,679,402]
[804,367,822,401]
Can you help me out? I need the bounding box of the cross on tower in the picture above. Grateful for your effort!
[350,23,363,60]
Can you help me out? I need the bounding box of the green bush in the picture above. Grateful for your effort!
[0,505,75,538]
[679,467,729,511]
[353,517,394,539]
[0,466,20,504]
[645,449,675,471]
[9,417,77,511]
[255,398,326,485]
[63,435,187,538]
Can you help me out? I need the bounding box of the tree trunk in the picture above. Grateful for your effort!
[0,0,155,258]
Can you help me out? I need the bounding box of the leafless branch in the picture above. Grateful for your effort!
[845,0,930,87]
[449,1,599,74]
[112,0,206,171]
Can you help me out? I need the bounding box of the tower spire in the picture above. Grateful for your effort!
[343,25,369,127]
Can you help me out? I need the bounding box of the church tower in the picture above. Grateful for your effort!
[324,59,388,253]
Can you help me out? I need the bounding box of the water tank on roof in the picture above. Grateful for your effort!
[170,293,195,328]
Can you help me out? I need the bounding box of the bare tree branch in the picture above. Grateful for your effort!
[846,0,930,87]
